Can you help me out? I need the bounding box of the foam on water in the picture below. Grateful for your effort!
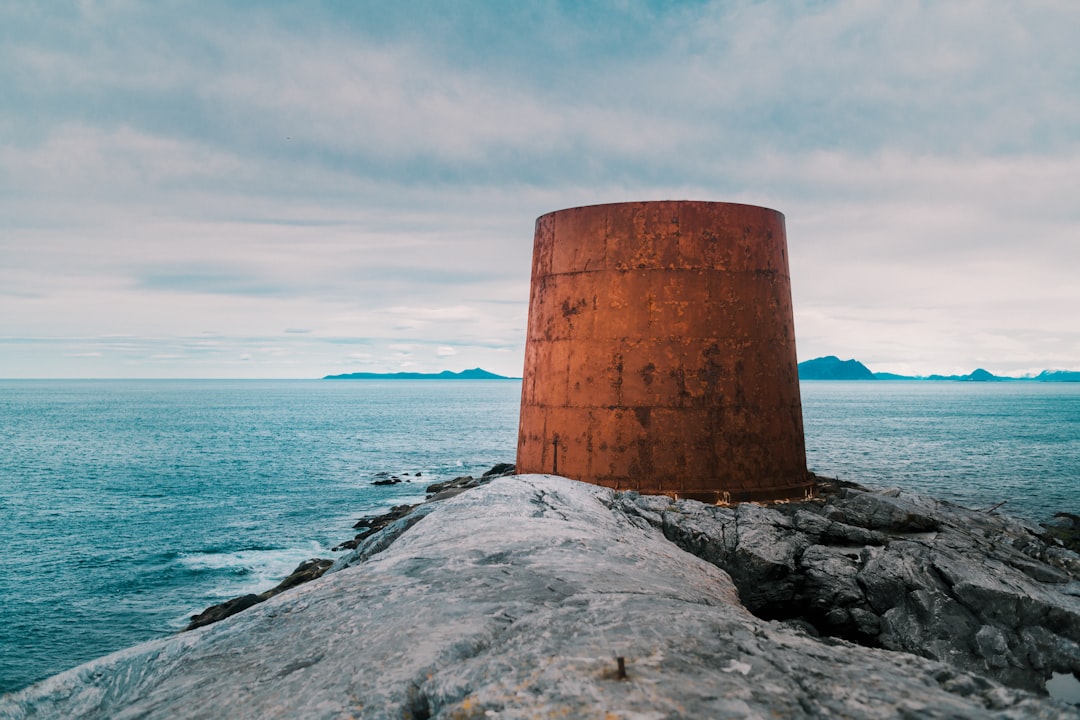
[175,541,330,598]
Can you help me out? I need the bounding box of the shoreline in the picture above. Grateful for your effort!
[5,471,1080,717]
[188,465,1080,637]
[184,463,518,631]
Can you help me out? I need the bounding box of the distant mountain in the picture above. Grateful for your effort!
[797,356,875,380]
[799,357,1080,382]
[324,368,515,380]
[330,361,1080,383]
[1035,370,1080,382]
[925,368,1006,382]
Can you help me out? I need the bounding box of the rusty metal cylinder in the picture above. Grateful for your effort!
[516,200,810,502]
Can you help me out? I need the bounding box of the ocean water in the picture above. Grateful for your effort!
[1,378,1079,694]
[800,381,1080,518]
[0,379,521,695]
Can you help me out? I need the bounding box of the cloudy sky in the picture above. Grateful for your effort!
[2,1,1078,379]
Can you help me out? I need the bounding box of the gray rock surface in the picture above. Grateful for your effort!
[2,475,1077,719]
[615,479,1080,694]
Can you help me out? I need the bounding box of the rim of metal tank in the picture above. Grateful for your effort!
[535,199,786,221]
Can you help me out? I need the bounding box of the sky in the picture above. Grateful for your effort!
[2,0,1078,379]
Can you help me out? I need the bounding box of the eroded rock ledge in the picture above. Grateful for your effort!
[2,475,1078,719]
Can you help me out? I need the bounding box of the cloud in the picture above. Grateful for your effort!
[134,264,299,298]
[1,1,1078,377]
[6,2,1078,184]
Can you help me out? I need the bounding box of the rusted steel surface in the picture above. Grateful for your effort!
[516,201,811,503]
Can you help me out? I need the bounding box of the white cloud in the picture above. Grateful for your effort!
[1,1,1078,377]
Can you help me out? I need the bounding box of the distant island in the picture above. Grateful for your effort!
[323,368,516,380]
[796,356,875,380]
[798,355,1080,382]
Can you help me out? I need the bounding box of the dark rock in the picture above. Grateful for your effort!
[1044,513,1080,554]
[482,462,516,477]
[186,594,264,631]
[269,558,333,594]
[426,487,472,503]
[616,480,1080,692]
[425,475,475,494]
[184,558,335,631]
[424,464,514,494]
[341,504,420,548]
[822,489,941,533]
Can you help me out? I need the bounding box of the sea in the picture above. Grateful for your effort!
[1,378,1078,694]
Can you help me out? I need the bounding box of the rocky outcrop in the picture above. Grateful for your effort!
[331,503,420,551]
[3,475,1078,718]
[184,557,334,630]
[331,463,518,553]
[614,477,1080,694]
[424,463,517,498]
[1045,513,1080,554]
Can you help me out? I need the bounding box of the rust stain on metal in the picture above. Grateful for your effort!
[516,201,812,503]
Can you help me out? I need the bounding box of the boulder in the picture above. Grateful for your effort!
[482,462,515,477]
[424,475,476,494]
[371,477,402,486]
[183,594,263,631]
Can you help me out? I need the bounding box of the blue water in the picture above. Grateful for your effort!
[800,381,1080,517]
[1,379,1078,694]
[0,380,521,695]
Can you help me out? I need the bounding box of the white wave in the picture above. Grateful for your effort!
[177,541,329,600]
